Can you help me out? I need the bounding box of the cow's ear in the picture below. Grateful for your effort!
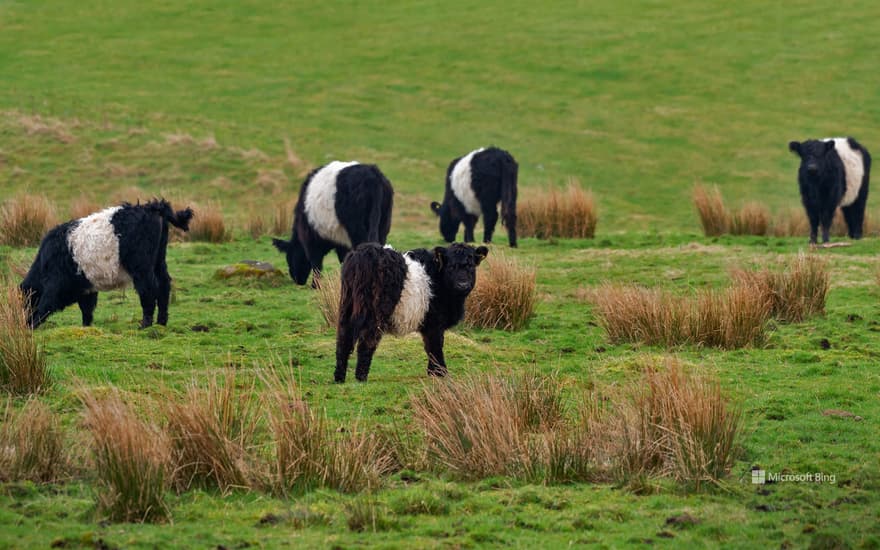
[433,246,446,269]
[788,141,801,156]
[272,238,290,253]
[474,246,489,266]
[430,202,442,216]
[824,140,836,153]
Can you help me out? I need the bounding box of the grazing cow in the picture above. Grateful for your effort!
[334,242,488,383]
[20,199,193,329]
[272,161,394,285]
[430,146,518,247]
[789,137,871,243]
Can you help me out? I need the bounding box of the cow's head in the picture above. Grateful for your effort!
[433,243,488,295]
[272,237,310,285]
[430,201,460,243]
[789,139,836,178]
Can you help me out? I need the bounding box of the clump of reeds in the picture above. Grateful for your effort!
[81,389,170,523]
[264,372,395,495]
[69,195,100,219]
[313,271,342,328]
[590,281,771,349]
[165,371,261,493]
[606,359,742,490]
[730,201,770,236]
[0,398,66,482]
[518,182,598,239]
[0,284,50,394]
[731,253,830,322]
[187,202,231,242]
[464,252,537,331]
[693,185,731,237]
[0,194,56,247]
[272,201,294,237]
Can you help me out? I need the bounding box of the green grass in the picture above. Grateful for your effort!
[3,0,880,547]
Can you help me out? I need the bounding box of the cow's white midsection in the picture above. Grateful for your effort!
[304,161,358,247]
[451,148,485,216]
[825,138,864,206]
[67,206,133,291]
[390,253,433,335]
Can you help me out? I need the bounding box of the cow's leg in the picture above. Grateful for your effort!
[806,208,820,244]
[354,328,382,382]
[841,203,865,239]
[504,210,517,248]
[335,321,356,384]
[819,208,835,244]
[335,246,350,265]
[155,269,172,326]
[482,208,498,244]
[78,292,98,327]
[305,241,331,288]
[131,272,159,328]
[421,328,447,376]
[462,214,479,243]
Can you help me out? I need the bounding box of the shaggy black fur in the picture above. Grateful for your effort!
[789,137,871,243]
[335,242,488,383]
[431,146,518,247]
[20,199,193,329]
[272,163,394,285]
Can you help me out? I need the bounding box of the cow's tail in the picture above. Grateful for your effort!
[338,244,383,341]
[499,152,518,246]
[167,207,195,232]
[369,170,394,244]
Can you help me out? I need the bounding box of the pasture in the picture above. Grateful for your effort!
[1,0,880,548]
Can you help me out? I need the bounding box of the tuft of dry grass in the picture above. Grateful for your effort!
[264,372,394,495]
[519,182,598,239]
[0,194,57,247]
[284,137,314,178]
[165,371,262,493]
[464,252,537,331]
[693,185,730,237]
[69,195,101,219]
[731,253,830,322]
[411,376,526,480]
[0,398,66,483]
[246,213,268,239]
[590,281,771,349]
[510,370,565,432]
[82,389,170,523]
[187,202,231,242]
[0,284,50,395]
[272,200,295,237]
[771,208,875,238]
[730,201,770,236]
[607,360,743,490]
[313,271,342,329]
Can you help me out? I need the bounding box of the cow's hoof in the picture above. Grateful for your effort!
[334,377,346,384]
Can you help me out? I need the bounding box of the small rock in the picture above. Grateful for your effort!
[216,260,283,279]
[191,324,210,332]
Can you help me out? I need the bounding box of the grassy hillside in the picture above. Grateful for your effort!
[2,1,880,548]
[2,0,879,229]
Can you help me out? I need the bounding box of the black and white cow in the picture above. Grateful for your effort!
[789,137,871,243]
[334,242,488,383]
[272,161,394,285]
[430,146,518,247]
[20,199,193,329]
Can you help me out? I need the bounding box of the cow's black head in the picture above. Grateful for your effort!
[789,139,836,178]
[431,201,460,243]
[433,243,488,295]
[272,237,310,285]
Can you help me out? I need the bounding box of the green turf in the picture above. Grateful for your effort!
[2,0,880,548]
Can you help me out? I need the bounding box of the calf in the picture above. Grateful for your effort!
[334,242,488,383]
[272,161,394,285]
[789,137,871,243]
[430,146,518,247]
[20,199,193,329]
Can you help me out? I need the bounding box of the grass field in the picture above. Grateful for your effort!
[2,0,880,548]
